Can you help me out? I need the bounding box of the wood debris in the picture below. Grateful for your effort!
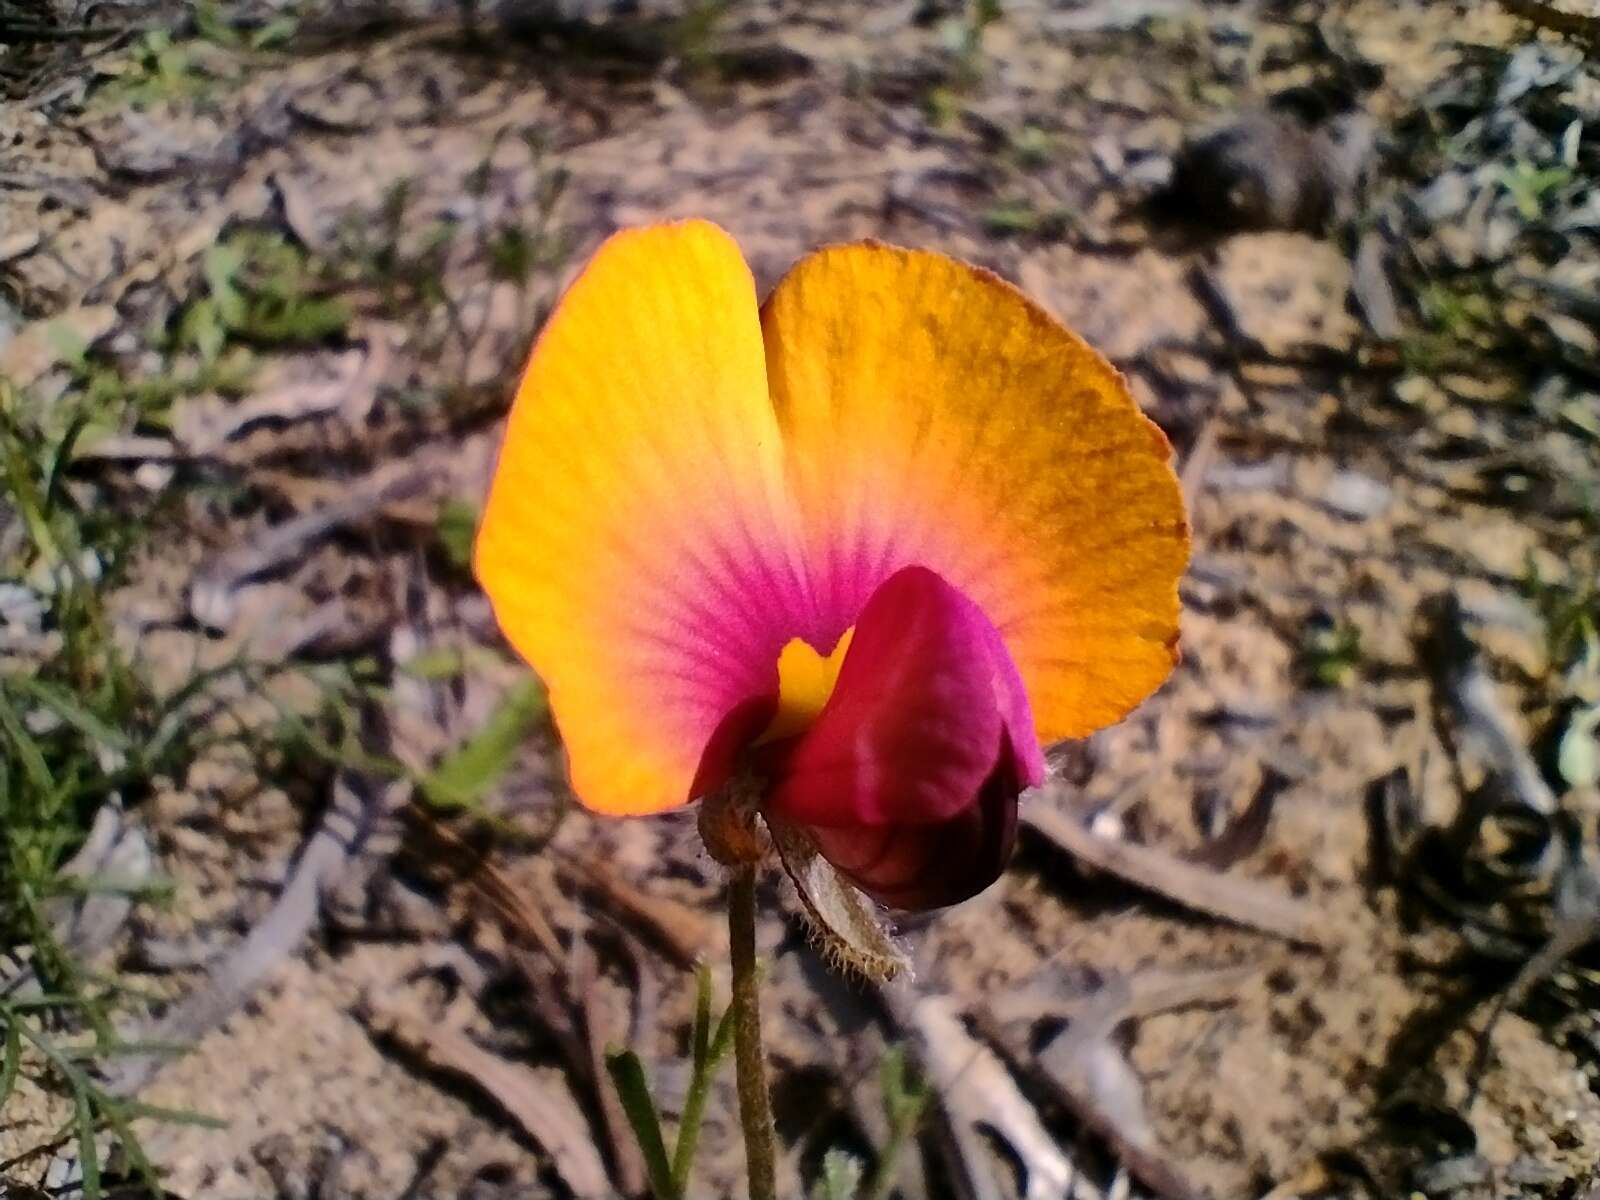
[1025,788,1327,947]
[558,854,715,968]
[1424,592,1560,820]
[882,985,1092,1200]
[3,802,151,1000]
[1011,965,1260,1200]
[189,462,432,632]
[104,772,410,1096]
[359,998,610,1200]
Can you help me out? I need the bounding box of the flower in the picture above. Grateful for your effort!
[476,221,1188,911]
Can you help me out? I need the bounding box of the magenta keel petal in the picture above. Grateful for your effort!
[806,749,1021,910]
[765,565,1041,829]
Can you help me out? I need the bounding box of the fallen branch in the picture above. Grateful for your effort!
[1024,790,1327,947]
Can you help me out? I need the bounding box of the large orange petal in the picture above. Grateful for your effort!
[760,243,1189,742]
[476,222,807,815]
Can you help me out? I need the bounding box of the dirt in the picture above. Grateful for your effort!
[3,1,1600,1198]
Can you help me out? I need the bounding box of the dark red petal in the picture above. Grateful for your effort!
[765,565,1042,828]
[691,692,777,799]
[806,745,1021,910]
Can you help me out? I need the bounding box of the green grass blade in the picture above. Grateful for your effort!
[605,1049,678,1200]
[74,1086,102,1200]
[10,677,133,755]
[672,970,736,1194]
[691,963,712,1069]
[43,411,92,516]
[0,685,55,794]
[0,1016,20,1110]
[708,993,737,1064]
[114,1099,227,1128]
[420,676,546,810]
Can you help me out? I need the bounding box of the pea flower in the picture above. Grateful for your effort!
[476,221,1187,915]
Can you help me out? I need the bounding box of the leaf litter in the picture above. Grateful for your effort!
[3,0,1600,1197]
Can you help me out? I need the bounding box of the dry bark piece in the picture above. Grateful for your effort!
[359,999,610,1200]
[48,802,152,961]
[1024,789,1328,946]
[4,802,152,999]
[172,340,388,457]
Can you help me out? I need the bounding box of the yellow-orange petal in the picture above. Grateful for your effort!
[475,221,805,816]
[760,242,1189,742]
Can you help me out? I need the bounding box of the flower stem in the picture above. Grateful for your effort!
[728,865,777,1200]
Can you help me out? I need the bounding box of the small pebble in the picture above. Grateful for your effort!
[1412,1154,1490,1194]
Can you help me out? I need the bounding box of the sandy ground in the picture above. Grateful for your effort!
[3,1,1600,1197]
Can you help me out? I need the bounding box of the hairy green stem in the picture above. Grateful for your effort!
[728,865,777,1200]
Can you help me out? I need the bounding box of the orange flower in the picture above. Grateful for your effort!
[477,221,1188,909]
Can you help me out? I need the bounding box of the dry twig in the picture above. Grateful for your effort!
[189,462,432,632]
[360,998,610,1199]
[571,935,649,1198]
[1423,592,1558,820]
[1007,965,1260,1200]
[1025,789,1327,946]
[105,772,409,1096]
[882,986,1093,1200]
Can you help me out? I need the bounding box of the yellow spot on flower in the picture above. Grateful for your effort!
[762,628,855,743]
